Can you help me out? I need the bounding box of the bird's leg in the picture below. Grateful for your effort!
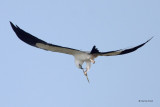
[90,59,95,64]
[79,64,83,70]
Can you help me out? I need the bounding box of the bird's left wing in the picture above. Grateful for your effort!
[10,22,86,55]
[98,37,153,56]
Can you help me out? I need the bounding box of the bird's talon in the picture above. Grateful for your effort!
[84,71,87,76]
[93,61,95,64]
[90,59,95,64]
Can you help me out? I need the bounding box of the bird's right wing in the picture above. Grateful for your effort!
[10,22,86,55]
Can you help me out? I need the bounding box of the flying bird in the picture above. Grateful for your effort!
[10,22,152,83]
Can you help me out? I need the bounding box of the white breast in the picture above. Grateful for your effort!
[74,53,92,69]
[74,53,91,61]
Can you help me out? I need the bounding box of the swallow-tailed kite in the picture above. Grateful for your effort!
[10,22,152,83]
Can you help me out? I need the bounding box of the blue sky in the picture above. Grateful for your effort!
[1,0,160,107]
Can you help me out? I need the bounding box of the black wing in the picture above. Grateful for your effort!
[98,37,153,56]
[10,22,86,55]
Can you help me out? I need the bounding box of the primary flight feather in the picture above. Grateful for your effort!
[10,21,152,83]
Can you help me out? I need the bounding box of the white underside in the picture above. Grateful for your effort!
[74,53,94,72]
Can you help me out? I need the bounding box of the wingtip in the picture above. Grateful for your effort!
[150,36,154,41]
[148,36,153,41]
[10,22,21,30]
[10,21,14,26]
[10,21,16,30]
[145,37,153,44]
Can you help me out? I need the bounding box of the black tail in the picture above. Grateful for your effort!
[90,45,99,54]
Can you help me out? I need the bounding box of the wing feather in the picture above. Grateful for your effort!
[98,37,153,56]
[10,22,86,55]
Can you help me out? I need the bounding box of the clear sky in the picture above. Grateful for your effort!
[1,0,160,107]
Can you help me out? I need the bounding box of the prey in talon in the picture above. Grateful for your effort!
[83,71,90,83]
[80,65,90,83]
